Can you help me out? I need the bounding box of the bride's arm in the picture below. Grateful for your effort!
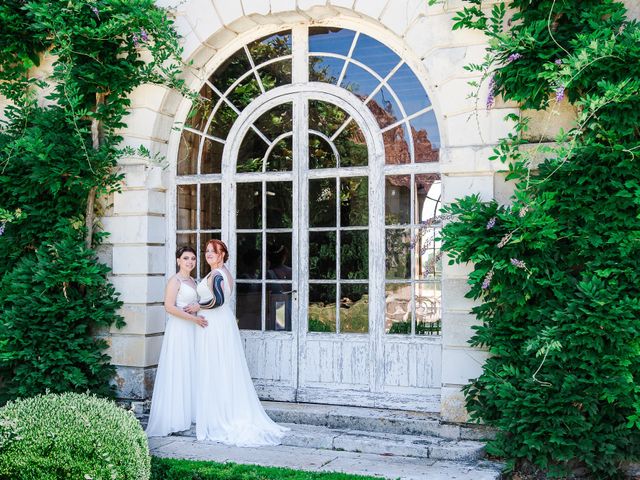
[164,277,208,327]
[199,273,225,309]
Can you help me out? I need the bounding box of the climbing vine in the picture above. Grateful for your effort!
[0,0,187,401]
[439,0,640,477]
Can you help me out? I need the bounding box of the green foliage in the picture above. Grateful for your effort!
[442,1,640,477]
[0,392,150,480]
[0,1,185,401]
[150,457,378,480]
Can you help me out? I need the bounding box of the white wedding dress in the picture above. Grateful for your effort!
[146,279,197,437]
[195,268,289,445]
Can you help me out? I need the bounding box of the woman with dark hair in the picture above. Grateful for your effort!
[146,246,208,437]
[185,239,288,445]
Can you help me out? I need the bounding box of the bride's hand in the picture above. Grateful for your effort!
[194,315,208,328]
[184,303,200,314]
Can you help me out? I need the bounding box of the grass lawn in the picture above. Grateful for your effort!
[151,457,382,479]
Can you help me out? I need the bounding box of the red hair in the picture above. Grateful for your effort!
[206,239,229,263]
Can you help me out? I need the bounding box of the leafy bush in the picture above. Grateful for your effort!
[0,392,150,479]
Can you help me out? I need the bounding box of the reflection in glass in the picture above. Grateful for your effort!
[385,283,411,334]
[267,136,293,172]
[351,33,400,78]
[334,122,367,167]
[341,230,368,280]
[208,103,238,140]
[200,183,221,230]
[309,56,344,84]
[237,129,268,173]
[309,27,355,56]
[309,231,336,280]
[211,48,251,93]
[309,178,336,227]
[248,31,292,66]
[416,226,442,281]
[340,284,368,333]
[201,138,223,174]
[340,177,368,227]
[176,232,196,257]
[236,232,262,279]
[266,282,292,331]
[199,232,220,279]
[309,134,336,169]
[412,110,440,162]
[259,60,292,90]
[237,282,262,330]
[385,175,410,225]
[236,183,262,229]
[341,63,379,100]
[255,102,292,143]
[387,64,431,116]
[367,86,402,129]
[415,174,441,224]
[383,125,411,165]
[227,76,261,111]
[186,83,216,132]
[386,229,410,279]
[308,283,336,332]
[177,185,197,230]
[267,233,292,280]
[309,100,347,139]
[177,131,200,175]
[266,182,292,228]
[415,282,441,335]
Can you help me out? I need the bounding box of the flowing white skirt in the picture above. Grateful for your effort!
[146,315,196,437]
[195,305,288,446]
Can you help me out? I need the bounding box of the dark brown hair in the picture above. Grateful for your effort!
[205,239,229,263]
[176,245,196,259]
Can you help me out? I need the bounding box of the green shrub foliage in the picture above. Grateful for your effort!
[0,392,150,479]
[441,1,640,477]
[0,1,185,401]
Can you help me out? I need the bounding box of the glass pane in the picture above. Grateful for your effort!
[267,136,293,172]
[340,284,368,333]
[416,229,441,280]
[415,282,441,335]
[185,83,216,132]
[228,76,261,111]
[267,233,292,280]
[335,121,367,168]
[415,174,442,224]
[236,182,262,229]
[266,282,292,331]
[177,131,200,175]
[341,63,379,100]
[201,138,223,174]
[386,229,410,279]
[199,232,220,279]
[412,110,440,161]
[309,27,355,56]
[309,231,336,280]
[208,102,238,140]
[255,102,292,143]
[340,177,368,227]
[308,283,336,332]
[237,282,262,330]
[211,48,251,93]
[259,60,292,90]
[309,56,344,84]
[309,178,336,227]
[387,64,431,116]
[351,33,400,78]
[309,99,348,139]
[309,134,336,169]
[385,283,411,334]
[385,175,410,225]
[237,232,262,279]
[177,184,197,230]
[176,233,196,269]
[266,182,292,228]
[200,183,221,230]
[383,124,411,165]
[237,129,268,173]
[248,31,292,66]
[367,86,403,128]
[341,230,368,280]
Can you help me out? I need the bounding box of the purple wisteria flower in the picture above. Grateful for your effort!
[140,28,149,42]
[497,232,513,248]
[90,6,100,18]
[486,217,496,229]
[486,76,496,109]
[481,270,493,290]
[555,84,565,103]
[510,258,527,269]
[519,206,528,218]
[0,222,5,236]
[507,53,522,62]
[132,32,139,47]
[555,59,562,65]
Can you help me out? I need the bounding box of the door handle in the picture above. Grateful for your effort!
[281,289,297,295]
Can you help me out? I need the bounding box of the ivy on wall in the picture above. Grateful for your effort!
[439,0,640,477]
[0,0,186,401]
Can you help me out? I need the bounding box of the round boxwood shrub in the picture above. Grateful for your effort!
[0,392,150,479]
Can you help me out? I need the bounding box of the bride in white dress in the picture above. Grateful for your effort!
[146,246,209,437]
[187,239,288,446]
